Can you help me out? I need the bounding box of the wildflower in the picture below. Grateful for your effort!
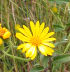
[0,38,3,45]
[16,21,56,60]
[0,24,11,39]
[52,7,58,13]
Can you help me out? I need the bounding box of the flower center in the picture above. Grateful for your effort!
[30,36,41,46]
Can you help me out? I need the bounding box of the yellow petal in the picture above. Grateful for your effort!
[35,21,40,36]
[18,27,31,38]
[23,25,32,37]
[31,48,37,60]
[38,44,48,56]
[46,47,54,55]
[0,38,3,45]
[44,32,55,39]
[18,28,25,34]
[22,43,32,53]
[30,47,37,60]
[40,27,49,39]
[3,31,11,39]
[39,22,45,34]
[36,21,40,27]
[38,44,54,56]
[35,21,40,31]
[42,42,55,48]
[26,45,36,59]
[17,44,24,50]
[16,32,30,42]
[43,38,56,42]
[15,24,20,30]
[0,24,1,27]
[30,21,35,35]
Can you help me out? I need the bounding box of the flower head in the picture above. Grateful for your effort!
[52,7,58,13]
[16,21,56,60]
[0,24,11,39]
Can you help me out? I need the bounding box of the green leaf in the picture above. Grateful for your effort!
[66,23,70,26]
[53,54,70,64]
[52,63,61,72]
[40,55,49,68]
[53,24,64,32]
[30,65,44,72]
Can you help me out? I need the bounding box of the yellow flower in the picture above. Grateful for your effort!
[16,21,56,60]
[0,24,11,39]
[0,38,3,45]
[52,7,58,13]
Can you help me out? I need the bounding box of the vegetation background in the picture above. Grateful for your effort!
[0,0,70,72]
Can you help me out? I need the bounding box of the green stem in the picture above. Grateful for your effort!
[2,50,30,62]
[64,42,70,53]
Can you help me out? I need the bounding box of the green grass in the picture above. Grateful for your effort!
[0,0,70,72]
